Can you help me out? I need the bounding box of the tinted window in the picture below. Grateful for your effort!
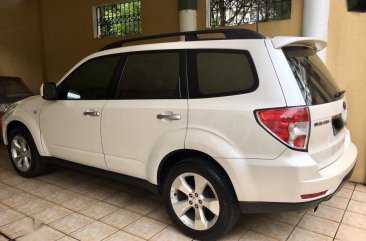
[118,52,181,99]
[59,55,121,100]
[284,47,341,105]
[189,50,258,98]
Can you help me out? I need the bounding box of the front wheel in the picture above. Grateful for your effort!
[8,127,46,177]
[163,158,240,240]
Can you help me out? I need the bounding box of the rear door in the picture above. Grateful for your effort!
[101,50,188,179]
[283,46,347,169]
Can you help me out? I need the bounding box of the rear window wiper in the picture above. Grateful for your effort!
[334,90,346,99]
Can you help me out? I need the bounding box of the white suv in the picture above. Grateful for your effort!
[1,29,357,240]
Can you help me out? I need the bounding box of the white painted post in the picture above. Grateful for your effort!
[302,0,330,62]
[179,0,197,40]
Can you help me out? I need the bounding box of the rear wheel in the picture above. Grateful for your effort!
[8,127,46,177]
[163,158,240,240]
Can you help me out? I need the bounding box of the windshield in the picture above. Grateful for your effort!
[284,47,341,105]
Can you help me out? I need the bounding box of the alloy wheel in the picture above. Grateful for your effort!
[170,172,220,231]
[10,135,32,172]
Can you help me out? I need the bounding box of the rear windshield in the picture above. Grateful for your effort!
[284,47,341,105]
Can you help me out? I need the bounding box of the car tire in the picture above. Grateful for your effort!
[163,157,240,241]
[7,127,46,177]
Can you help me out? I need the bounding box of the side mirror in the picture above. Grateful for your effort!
[41,82,58,100]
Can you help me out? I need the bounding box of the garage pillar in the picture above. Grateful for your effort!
[178,0,197,36]
[302,0,330,62]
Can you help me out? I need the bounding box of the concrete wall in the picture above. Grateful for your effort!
[327,0,366,183]
[0,0,44,94]
[40,0,303,83]
[40,0,179,84]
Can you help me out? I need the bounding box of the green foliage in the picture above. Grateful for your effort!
[97,0,141,38]
[210,0,292,27]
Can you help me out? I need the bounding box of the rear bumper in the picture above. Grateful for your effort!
[217,130,357,212]
[239,164,355,213]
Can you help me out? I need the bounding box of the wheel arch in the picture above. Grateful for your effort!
[4,110,47,156]
[157,149,239,199]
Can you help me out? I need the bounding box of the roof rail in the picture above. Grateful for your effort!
[99,29,265,51]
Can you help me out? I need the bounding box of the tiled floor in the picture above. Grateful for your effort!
[0,144,365,241]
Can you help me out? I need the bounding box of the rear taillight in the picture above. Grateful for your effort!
[255,106,310,151]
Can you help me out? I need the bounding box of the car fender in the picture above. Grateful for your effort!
[146,128,188,184]
[3,107,49,156]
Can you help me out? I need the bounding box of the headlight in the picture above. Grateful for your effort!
[3,103,18,119]
[0,104,10,113]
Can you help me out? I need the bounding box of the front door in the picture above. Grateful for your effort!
[40,54,122,169]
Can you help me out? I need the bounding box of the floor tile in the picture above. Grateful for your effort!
[0,186,22,200]
[85,186,118,201]
[298,214,339,237]
[336,224,366,241]
[0,170,16,181]
[239,231,277,241]
[342,211,366,230]
[335,188,353,199]
[29,183,63,198]
[343,182,356,190]
[50,213,93,234]
[323,196,349,209]
[307,204,344,222]
[57,236,79,241]
[347,200,366,216]
[68,182,99,195]
[287,228,332,241]
[18,225,65,241]
[1,175,28,186]
[103,230,145,241]
[124,195,161,215]
[0,217,33,239]
[15,179,45,192]
[355,184,366,193]
[123,217,168,239]
[150,226,191,241]
[32,205,72,224]
[0,209,25,226]
[79,201,118,220]
[147,206,172,224]
[14,198,53,215]
[44,189,79,204]
[352,191,366,203]
[0,203,8,212]
[265,211,304,226]
[61,195,97,211]
[71,221,117,241]
[1,192,34,208]
[104,191,137,208]
[100,209,142,229]
[251,217,293,241]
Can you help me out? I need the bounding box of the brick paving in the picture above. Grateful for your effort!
[0,145,365,241]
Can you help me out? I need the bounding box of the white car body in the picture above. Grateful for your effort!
[1,36,357,211]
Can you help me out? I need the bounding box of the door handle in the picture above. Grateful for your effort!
[157,111,181,121]
[83,110,100,117]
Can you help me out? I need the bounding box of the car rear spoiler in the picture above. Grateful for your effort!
[271,37,327,52]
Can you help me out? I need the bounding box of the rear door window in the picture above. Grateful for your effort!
[188,50,258,98]
[284,47,341,105]
[117,51,183,99]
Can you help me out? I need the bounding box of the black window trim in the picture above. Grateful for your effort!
[186,49,259,99]
[57,53,126,101]
[115,49,188,100]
